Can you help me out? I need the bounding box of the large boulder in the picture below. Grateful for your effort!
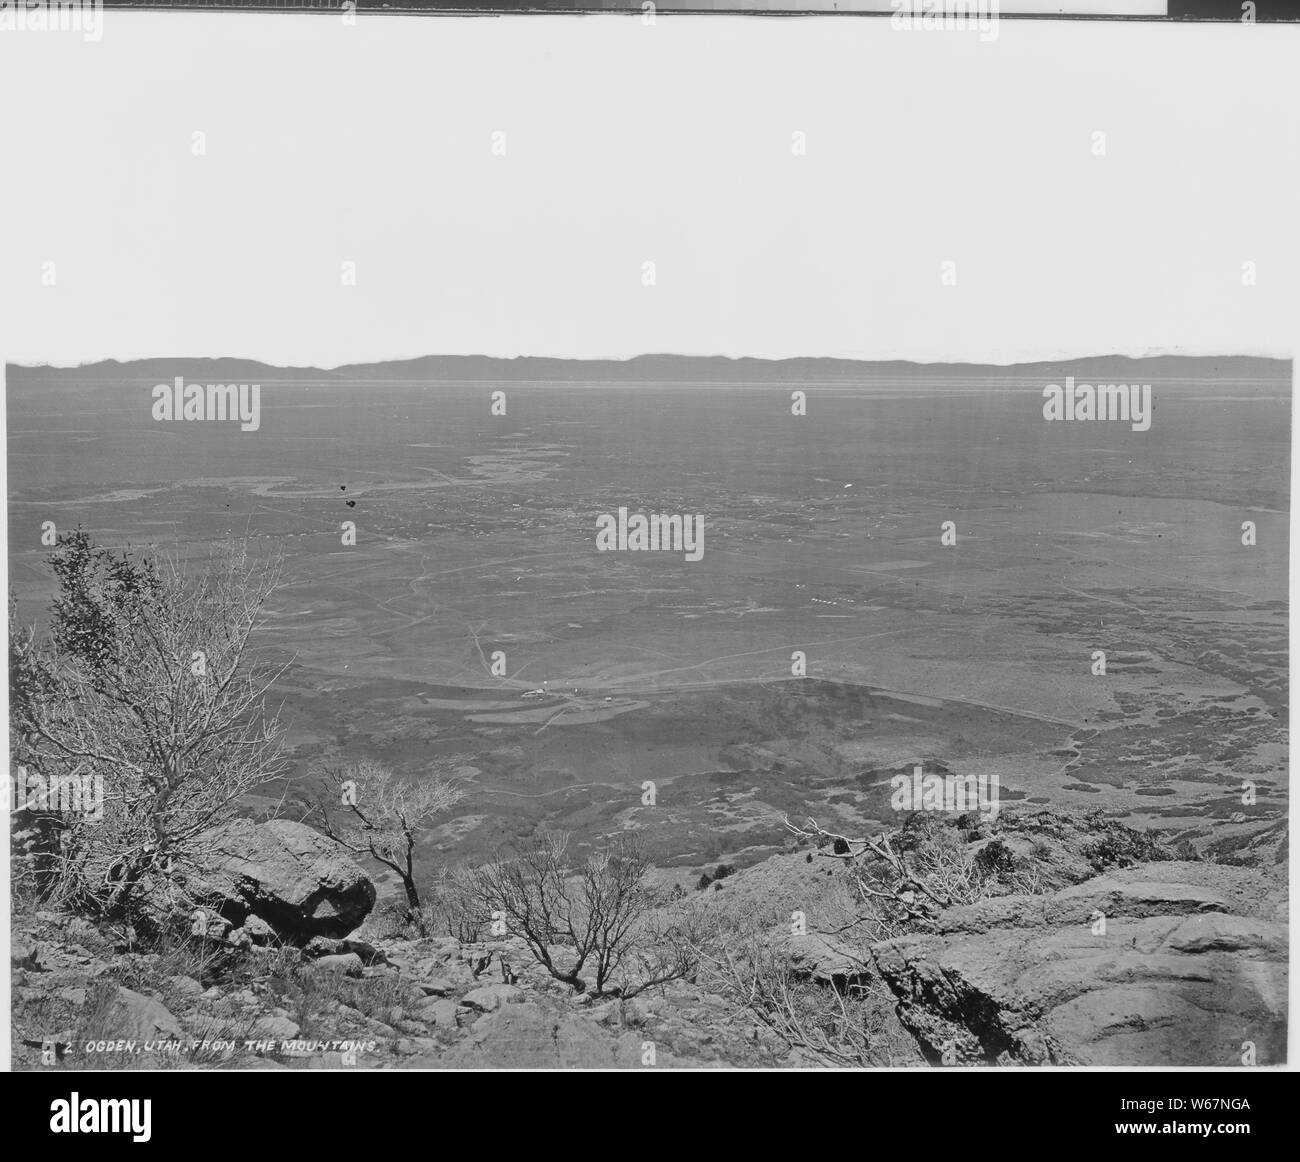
[872,861,1287,1066]
[185,819,375,943]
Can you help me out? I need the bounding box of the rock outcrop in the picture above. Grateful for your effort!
[184,819,375,942]
[872,860,1287,1066]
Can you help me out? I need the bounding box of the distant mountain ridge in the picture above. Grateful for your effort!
[8,353,1290,387]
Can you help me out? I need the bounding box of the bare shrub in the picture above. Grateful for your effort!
[292,961,411,1026]
[694,930,909,1068]
[426,864,490,942]
[464,831,693,996]
[785,813,1034,925]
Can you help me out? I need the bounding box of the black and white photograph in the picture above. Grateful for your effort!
[0,4,1296,1115]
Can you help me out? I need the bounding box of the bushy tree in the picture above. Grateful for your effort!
[10,532,288,918]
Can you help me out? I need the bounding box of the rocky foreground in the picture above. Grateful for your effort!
[11,919,764,1069]
[874,860,1286,1065]
[10,809,1288,1069]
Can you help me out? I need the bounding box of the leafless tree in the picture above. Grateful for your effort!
[314,758,463,924]
[466,831,693,996]
[784,815,968,921]
[784,813,1029,918]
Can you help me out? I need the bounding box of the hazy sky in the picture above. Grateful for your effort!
[1,14,1296,367]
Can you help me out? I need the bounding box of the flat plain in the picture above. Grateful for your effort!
[7,355,1288,883]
